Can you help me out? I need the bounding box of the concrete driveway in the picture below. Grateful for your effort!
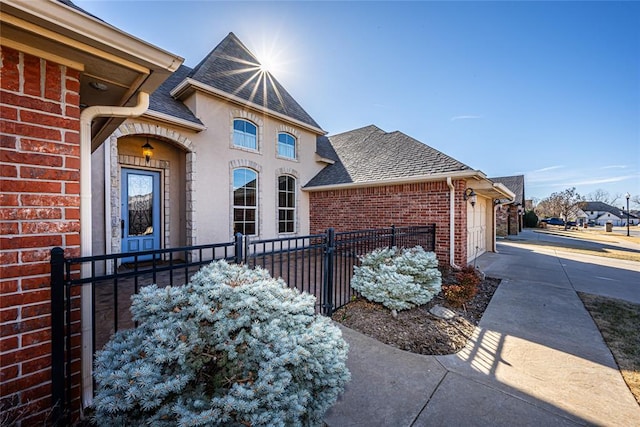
[324,229,640,426]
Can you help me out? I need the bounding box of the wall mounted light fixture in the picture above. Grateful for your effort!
[463,188,477,207]
[142,138,154,164]
[89,81,108,91]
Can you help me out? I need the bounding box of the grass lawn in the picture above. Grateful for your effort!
[579,293,640,405]
[528,229,640,262]
[517,239,640,262]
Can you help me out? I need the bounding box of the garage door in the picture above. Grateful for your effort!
[467,197,487,263]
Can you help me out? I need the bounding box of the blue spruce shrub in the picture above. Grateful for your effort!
[351,246,442,312]
[93,260,350,426]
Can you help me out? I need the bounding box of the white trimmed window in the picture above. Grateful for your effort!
[233,119,257,150]
[277,132,296,159]
[278,175,296,233]
[233,168,258,235]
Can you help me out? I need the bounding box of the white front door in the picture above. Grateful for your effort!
[467,197,487,263]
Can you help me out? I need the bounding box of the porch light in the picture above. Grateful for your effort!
[142,139,154,164]
[463,188,477,207]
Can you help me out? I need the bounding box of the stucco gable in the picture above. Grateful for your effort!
[185,33,321,130]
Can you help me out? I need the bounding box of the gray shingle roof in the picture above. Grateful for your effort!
[188,33,321,130]
[315,135,340,162]
[305,125,472,187]
[490,175,525,205]
[57,0,102,20]
[579,201,639,219]
[149,65,203,126]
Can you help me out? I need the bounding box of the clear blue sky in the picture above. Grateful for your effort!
[76,0,640,207]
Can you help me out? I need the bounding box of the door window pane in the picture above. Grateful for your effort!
[127,174,153,236]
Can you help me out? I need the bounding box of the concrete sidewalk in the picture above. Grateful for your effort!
[324,229,640,426]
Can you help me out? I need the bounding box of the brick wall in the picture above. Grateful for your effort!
[308,180,468,266]
[496,206,508,236]
[508,208,518,235]
[1,46,81,425]
[496,204,521,236]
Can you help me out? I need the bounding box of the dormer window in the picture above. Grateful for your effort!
[233,119,257,150]
[277,132,296,159]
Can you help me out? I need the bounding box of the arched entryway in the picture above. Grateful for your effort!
[107,122,196,258]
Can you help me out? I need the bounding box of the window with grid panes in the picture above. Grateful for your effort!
[278,175,295,233]
[233,168,258,235]
[233,119,257,150]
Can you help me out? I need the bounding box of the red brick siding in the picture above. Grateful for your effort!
[308,180,469,266]
[495,204,520,236]
[0,46,81,425]
[496,206,508,236]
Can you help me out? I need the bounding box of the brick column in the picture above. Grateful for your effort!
[0,46,81,425]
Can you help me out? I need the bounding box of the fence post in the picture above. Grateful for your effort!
[390,224,396,248]
[234,233,243,264]
[323,228,335,316]
[50,247,65,425]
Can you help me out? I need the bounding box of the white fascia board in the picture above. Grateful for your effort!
[314,154,336,165]
[171,78,327,135]
[3,0,183,72]
[302,170,481,192]
[492,182,516,201]
[144,110,206,132]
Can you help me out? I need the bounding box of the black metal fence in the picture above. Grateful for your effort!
[49,224,435,424]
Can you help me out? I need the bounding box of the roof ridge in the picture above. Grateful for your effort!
[189,32,259,78]
[330,124,382,138]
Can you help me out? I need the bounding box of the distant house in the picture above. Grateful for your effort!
[490,175,525,236]
[578,201,639,226]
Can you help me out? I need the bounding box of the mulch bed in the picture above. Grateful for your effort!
[331,275,501,355]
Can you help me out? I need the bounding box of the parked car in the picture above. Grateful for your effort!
[541,217,565,226]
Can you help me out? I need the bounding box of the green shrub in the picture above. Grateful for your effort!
[351,246,442,312]
[442,266,481,307]
[92,261,350,426]
[524,210,538,228]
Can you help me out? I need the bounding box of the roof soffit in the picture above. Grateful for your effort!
[1,0,184,144]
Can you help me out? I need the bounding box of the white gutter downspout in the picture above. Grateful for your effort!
[78,92,150,409]
[447,177,461,269]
